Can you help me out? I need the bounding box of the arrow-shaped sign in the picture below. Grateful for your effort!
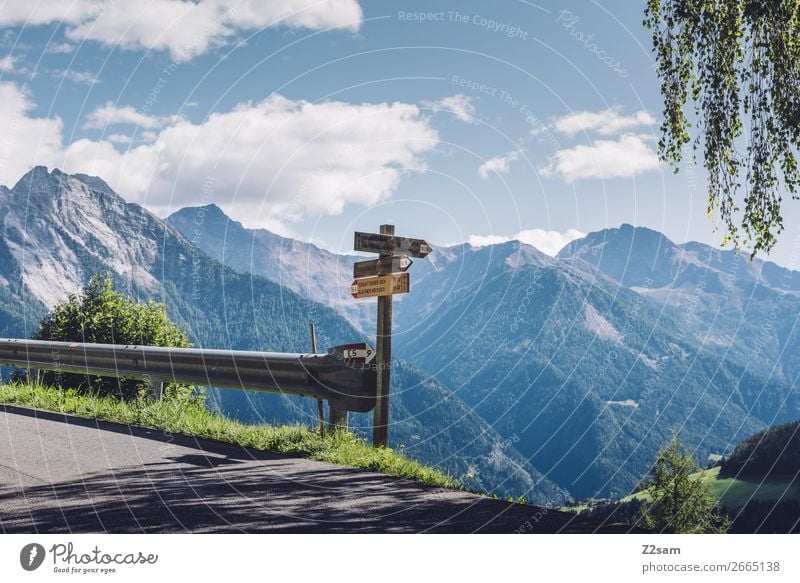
[354,232,432,258]
[328,342,376,365]
[353,255,413,279]
[350,273,410,299]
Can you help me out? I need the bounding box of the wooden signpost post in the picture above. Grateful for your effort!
[351,225,431,447]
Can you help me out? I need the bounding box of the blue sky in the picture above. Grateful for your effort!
[2,0,799,267]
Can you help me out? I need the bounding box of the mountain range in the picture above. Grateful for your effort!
[0,167,560,503]
[2,166,799,502]
[167,204,800,499]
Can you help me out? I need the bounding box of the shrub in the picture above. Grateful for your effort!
[32,274,194,401]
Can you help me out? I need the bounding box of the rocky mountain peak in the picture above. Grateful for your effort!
[11,165,60,195]
[558,224,683,288]
[0,167,166,306]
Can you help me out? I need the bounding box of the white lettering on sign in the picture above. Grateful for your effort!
[344,346,374,362]
[333,343,376,364]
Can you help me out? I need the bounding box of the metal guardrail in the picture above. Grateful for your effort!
[0,339,377,412]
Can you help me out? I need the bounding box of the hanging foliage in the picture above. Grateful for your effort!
[645,0,800,256]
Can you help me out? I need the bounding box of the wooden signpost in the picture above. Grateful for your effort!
[354,232,432,258]
[351,225,431,447]
[353,255,412,279]
[350,273,410,299]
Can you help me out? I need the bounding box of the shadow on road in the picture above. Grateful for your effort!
[0,405,634,533]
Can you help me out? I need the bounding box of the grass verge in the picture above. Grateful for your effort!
[0,382,460,491]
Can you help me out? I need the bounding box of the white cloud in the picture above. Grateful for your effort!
[423,94,476,123]
[83,102,166,129]
[106,133,134,145]
[541,134,659,182]
[61,70,100,85]
[0,54,16,72]
[468,234,510,247]
[46,43,74,54]
[0,83,64,184]
[139,130,159,143]
[515,228,586,256]
[468,228,585,256]
[0,0,363,61]
[0,1,98,26]
[553,108,655,136]
[478,150,520,180]
[0,82,437,231]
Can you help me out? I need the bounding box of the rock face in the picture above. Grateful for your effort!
[559,224,800,383]
[2,166,161,307]
[167,204,373,332]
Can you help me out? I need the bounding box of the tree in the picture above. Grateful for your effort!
[642,435,729,533]
[33,274,193,401]
[720,419,800,477]
[645,0,800,256]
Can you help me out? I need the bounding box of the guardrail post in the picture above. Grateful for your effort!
[310,322,326,437]
[145,380,164,401]
[28,368,40,385]
[328,403,348,431]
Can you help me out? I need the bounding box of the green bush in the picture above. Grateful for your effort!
[32,274,194,401]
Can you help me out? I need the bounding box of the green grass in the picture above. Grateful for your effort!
[698,466,800,508]
[621,466,800,509]
[0,382,460,491]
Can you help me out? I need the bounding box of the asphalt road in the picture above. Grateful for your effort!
[0,405,626,533]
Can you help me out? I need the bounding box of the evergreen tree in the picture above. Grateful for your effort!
[642,435,729,533]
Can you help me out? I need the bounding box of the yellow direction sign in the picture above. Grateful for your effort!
[350,273,410,299]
